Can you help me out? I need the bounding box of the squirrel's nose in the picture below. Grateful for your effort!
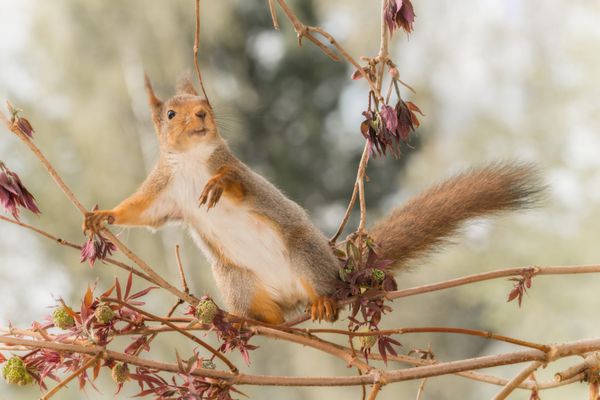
[195,110,206,120]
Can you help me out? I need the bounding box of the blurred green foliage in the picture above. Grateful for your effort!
[0,0,599,399]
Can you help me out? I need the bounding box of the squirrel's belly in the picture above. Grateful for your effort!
[186,199,308,305]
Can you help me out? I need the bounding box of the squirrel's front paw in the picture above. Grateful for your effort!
[83,211,115,235]
[308,296,338,323]
[198,177,224,210]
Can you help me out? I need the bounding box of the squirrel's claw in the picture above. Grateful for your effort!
[83,211,114,235]
[199,179,224,210]
[309,296,338,323]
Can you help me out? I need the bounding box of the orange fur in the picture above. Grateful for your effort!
[248,286,285,324]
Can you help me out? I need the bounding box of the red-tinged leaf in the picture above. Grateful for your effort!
[125,272,133,300]
[0,352,5,363]
[405,101,424,115]
[128,286,158,301]
[385,336,402,347]
[93,359,101,381]
[175,351,185,373]
[99,283,116,299]
[186,355,198,374]
[115,277,122,301]
[378,338,388,364]
[507,287,520,303]
[240,347,251,366]
[83,286,94,308]
[360,120,370,137]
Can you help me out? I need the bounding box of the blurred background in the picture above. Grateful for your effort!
[0,0,599,398]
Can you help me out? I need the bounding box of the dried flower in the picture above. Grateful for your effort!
[14,117,34,138]
[52,306,75,329]
[384,0,416,34]
[111,362,129,384]
[94,304,115,324]
[360,100,422,158]
[8,105,34,138]
[2,357,33,386]
[196,298,218,324]
[0,162,40,220]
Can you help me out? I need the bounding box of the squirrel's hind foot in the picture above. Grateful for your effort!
[308,296,338,323]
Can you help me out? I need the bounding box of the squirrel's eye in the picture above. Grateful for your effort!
[167,110,176,120]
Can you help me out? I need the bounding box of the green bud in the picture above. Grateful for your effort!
[202,359,216,369]
[3,357,33,386]
[196,299,218,324]
[52,306,75,329]
[94,305,115,324]
[372,269,385,283]
[352,327,377,350]
[111,362,129,384]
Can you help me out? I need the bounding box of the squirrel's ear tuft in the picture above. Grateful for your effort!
[176,74,199,96]
[144,73,164,133]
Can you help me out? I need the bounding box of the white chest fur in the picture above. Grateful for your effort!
[166,146,307,305]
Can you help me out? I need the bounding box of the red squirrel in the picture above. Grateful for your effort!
[83,75,542,324]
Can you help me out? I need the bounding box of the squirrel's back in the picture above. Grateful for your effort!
[370,162,544,270]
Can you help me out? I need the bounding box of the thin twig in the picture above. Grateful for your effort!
[267,0,279,30]
[104,297,238,373]
[556,353,599,382]
[416,378,427,400]
[0,215,156,284]
[367,382,382,400]
[492,361,543,400]
[5,335,600,387]
[274,0,340,62]
[1,106,86,214]
[304,326,549,352]
[174,244,190,294]
[194,0,210,105]
[252,326,372,374]
[387,265,600,300]
[376,0,389,94]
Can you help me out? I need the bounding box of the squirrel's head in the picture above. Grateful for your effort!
[144,74,219,152]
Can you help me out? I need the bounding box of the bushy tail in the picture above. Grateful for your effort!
[369,162,545,270]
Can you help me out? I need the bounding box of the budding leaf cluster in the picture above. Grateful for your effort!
[94,304,116,324]
[196,298,218,324]
[352,327,377,350]
[80,233,117,267]
[2,357,33,386]
[52,306,75,329]
[111,362,129,384]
